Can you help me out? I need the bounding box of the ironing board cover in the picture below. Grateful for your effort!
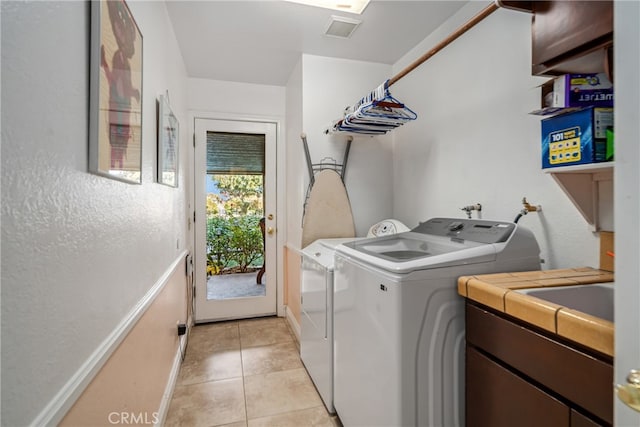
[301,169,356,248]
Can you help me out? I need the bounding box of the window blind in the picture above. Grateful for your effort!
[206,131,265,174]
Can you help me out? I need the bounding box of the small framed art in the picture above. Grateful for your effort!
[89,0,143,184]
[157,94,179,187]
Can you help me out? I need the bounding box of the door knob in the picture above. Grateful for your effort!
[267,214,274,220]
[267,227,275,235]
[616,369,640,412]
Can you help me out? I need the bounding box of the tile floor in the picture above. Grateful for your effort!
[165,316,341,427]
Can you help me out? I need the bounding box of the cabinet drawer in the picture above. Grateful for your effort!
[572,409,605,427]
[466,303,613,424]
[466,346,569,427]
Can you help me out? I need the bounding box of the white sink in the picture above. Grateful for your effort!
[516,282,614,322]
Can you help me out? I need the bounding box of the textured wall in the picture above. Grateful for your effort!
[1,1,188,425]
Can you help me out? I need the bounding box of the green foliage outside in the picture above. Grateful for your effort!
[210,175,263,217]
[206,174,264,276]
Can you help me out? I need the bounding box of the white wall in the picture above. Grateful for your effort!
[285,59,305,247]
[297,54,395,241]
[0,2,188,425]
[188,78,286,118]
[390,3,602,269]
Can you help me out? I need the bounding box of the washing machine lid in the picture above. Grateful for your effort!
[337,218,517,273]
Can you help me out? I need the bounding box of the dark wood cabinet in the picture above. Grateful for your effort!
[465,302,613,427]
[572,409,604,427]
[467,346,570,427]
[528,1,613,76]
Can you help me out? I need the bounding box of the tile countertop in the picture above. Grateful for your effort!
[458,267,614,357]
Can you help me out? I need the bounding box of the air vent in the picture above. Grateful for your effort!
[324,15,361,38]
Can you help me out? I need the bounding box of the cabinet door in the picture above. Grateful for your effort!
[466,303,614,424]
[571,409,604,427]
[532,1,613,75]
[466,346,570,427]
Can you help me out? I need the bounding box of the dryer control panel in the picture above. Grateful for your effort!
[413,218,516,244]
[367,219,410,238]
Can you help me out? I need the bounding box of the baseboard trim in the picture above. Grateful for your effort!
[30,250,188,427]
[285,306,301,342]
[156,331,187,426]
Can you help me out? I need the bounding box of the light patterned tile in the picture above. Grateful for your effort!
[167,317,328,427]
[178,348,243,386]
[165,378,245,427]
[247,406,334,427]
[241,342,303,376]
[188,322,241,358]
[244,368,323,419]
[239,317,294,348]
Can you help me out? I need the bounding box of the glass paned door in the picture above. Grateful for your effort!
[194,119,277,322]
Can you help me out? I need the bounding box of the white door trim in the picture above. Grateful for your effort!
[613,2,640,424]
[189,111,286,320]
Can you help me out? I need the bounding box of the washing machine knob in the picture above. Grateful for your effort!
[449,221,464,231]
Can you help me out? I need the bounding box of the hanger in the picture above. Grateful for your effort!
[328,80,417,135]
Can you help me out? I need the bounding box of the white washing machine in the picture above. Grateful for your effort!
[333,218,541,427]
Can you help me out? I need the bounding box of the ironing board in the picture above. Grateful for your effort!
[301,169,356,248]
[300,133,355,248]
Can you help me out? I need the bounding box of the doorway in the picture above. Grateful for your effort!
[194,118,277,322]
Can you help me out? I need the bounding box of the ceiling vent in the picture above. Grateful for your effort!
[324,15,361,38]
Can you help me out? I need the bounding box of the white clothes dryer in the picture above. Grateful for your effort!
[300,220,409,414]
[300,238,355,414]
[333,218,541,427]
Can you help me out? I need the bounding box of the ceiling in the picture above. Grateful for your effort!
[165,1,469,86]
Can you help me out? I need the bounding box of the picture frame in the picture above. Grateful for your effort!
[89,0,143,184]
[157,94,179,187]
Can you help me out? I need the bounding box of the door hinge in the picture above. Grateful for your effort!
[193,211,196,223]
[193,133,196,147]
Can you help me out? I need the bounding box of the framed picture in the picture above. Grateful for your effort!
[89,0,143,184]
[157,94,179,187]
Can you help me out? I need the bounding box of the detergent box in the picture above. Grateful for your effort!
[541,107,613,169]
[531,73,614,116]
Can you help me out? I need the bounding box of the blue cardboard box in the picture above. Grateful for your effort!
[541,107,614,169]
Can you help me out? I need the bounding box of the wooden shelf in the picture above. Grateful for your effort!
[544,162,613,231]
[543,162,613,175]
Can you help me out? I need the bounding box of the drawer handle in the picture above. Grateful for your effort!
[616,369,640,413]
